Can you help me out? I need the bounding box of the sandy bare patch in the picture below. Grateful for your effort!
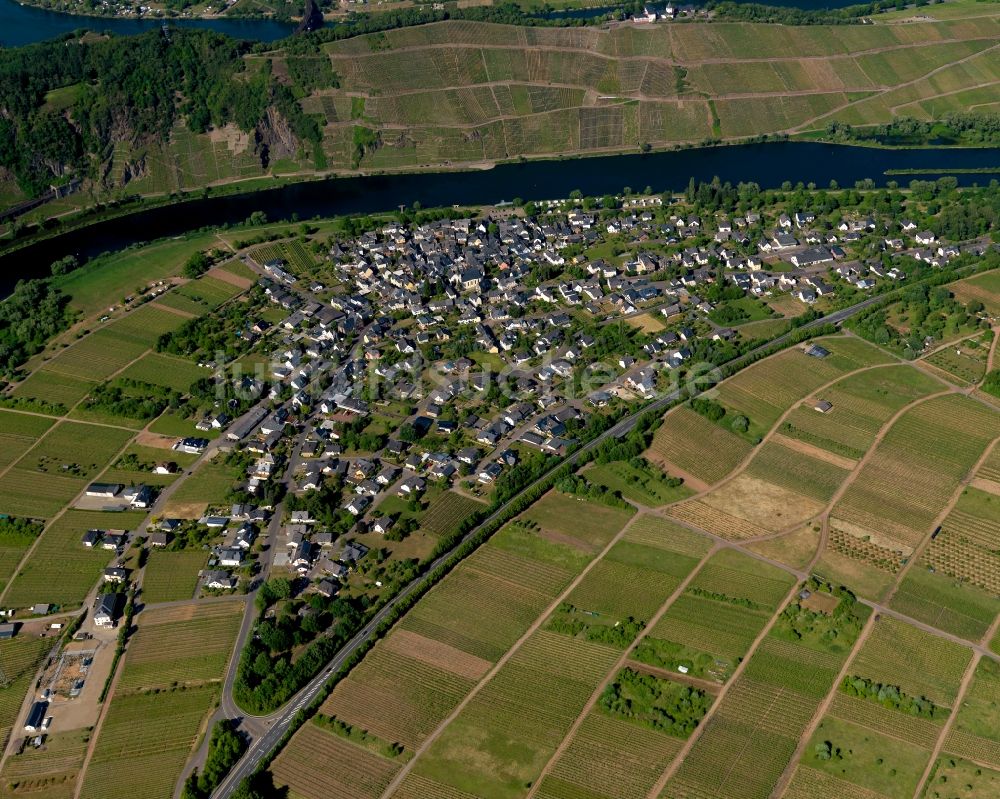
[771,433,859,470]
[830,517,914,557]
[134,432,178,449]
[150,301,197,318]
[746,525,820,570]
[383,629,491,680]
[701,474,824,531]
[970,477,1000,497]
[646,458,711,493]
[535,526,595,552]
[208,123,251,155]
[161,500,208,520]
[208,266,254,290]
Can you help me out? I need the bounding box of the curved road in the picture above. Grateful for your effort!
[210,290,896,798]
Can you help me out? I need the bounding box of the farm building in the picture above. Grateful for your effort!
[85,483,122,498]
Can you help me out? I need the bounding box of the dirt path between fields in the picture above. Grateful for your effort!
[377,505,652,799]
[644,578,805,799]
[768,612,878,797]
[910,650,984,799]
[769,433,859,470]
[523,543,721,799]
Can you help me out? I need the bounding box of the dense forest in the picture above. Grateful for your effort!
[0,29,321,197]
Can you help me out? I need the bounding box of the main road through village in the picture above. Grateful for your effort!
[209,289,894,798]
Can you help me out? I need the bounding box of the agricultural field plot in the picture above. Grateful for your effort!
[272,722,403,799]
[34,329,148,384]
[798,715,932,799]
[8,369,96,412]
[559,537,706,630]
[162,456,240,516]
[784,765,894,799]
[520,492,634,552]
[324,523,591,752]
[171,275,243,309]
[321,643,481,753]
[249,240,320,275]
[850,616,972,708]
[396,553,560,662]
[0,421,135,518]
[743,440,851,503]
[635,550,793,683]
[829,691,944,750]
[105,303,192,347]
[419,490,486,538]
[921,486,1000,594]
[153,292,206,317]
[921,756,1000,799]
[890,554,1000,642]
[671,473,823,539]
[117,352,208,393]
[308,19,1000,168]
[661,620,856,799]
[943,658,1000,769]
[712,338,892,432]
[0,636,52,748]
[0,411,54,471]
[646,406,754,486]
[53,234,217,318]
[622,516,712,559]
[979,443,1000,484]
[0,728,89,799]
[922,336,990,386]
[79,684,218,799]
[814,533,901,602]
[405,631,620,799]
[746,525,821,570]
[0,525,38,596]
[536,709,683,799]
[2,511,145,610]
[779,365,944,460]
[662,676,816,799]
[585,460,695,507]
[832,394,1000,550]
[139,550,208,604]
[687,549,794,609]
[949,269,1000,316]
[116,601,243,692]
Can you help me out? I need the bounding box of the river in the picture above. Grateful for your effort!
[0,0,294,46]
[2,141,999,294]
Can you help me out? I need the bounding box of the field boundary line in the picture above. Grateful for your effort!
[0,424,140,607]
[71,636,129,799]
[645,577,804,799]
[767,610,879,798]
[522,541,723,799]
[909,651,983,799]
[880,431,1000,607]
[378,504,651,799]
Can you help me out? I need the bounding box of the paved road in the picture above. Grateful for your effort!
[210,293,890,798]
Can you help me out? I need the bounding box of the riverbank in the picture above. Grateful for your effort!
[3,141,1000,288]
[8,132,1000,258]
